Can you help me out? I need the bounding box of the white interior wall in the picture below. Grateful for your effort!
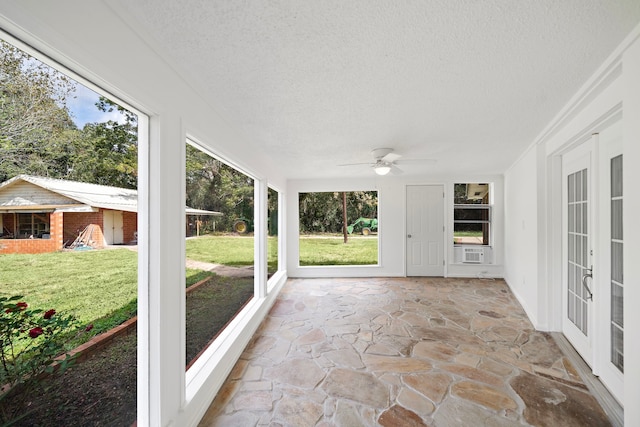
[287,175,504,278]
[503,25,640,426]
[504,146,539,326]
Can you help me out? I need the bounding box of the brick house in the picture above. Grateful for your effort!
[0,175,220,254]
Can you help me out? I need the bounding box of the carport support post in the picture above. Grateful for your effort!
[342,192,348,243]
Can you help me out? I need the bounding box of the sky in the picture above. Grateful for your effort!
[66,83,129,128]
[20,53,129,128]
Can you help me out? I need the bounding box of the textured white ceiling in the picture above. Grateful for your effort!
[120,0,640,179]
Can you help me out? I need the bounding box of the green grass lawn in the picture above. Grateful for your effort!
[0,249,138,342]
[0,234,373,344]
[299,235,378,266]
[453,231,483,237]
[0,249,213,341]
[186,234,378,267]
[186,235,279,273]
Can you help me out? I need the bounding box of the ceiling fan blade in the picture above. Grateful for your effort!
[338,162,374,167]
[381,152,402,163]
[390,164,404,175]
[394,158,437,165]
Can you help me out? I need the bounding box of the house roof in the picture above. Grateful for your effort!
[0,175,222,216]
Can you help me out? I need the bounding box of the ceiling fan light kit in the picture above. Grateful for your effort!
[338,148,435,176]
[374,164,391,175]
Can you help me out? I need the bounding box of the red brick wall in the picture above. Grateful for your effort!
[51,211,63,250]
[0,238,58,254]
[63,211,105,247]
[122,211,138,244]
[1,210,139,253]
[0,212,63,254]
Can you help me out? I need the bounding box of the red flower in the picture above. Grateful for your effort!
[5,302,28,313]
[44,309,56,319]
[85,324,94,332]
[29,327,44,338]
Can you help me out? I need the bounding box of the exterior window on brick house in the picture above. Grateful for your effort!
[17,213,50,239]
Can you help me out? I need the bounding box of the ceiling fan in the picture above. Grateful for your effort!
[339,148,436,176]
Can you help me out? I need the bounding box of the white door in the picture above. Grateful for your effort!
[406,185,444,276]
[562,127,625,404]
[595,123,624,403]
[562,142,593,366]
[103,210,124,245]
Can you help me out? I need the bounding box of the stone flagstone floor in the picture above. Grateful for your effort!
[198,277,611,427]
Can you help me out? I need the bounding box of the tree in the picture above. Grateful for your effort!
[70,98,138,188]
[1,41,139,188]
[298,191,378,234]
[185,144,254,232]
[0,40,78,182]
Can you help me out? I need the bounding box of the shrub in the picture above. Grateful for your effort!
[0,295,80,424]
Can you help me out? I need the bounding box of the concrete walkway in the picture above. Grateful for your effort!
[109,245,255,279]
[199,277,611,427]
[186,258,254,278]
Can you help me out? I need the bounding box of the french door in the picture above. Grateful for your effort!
[562,121,624,404]
[562,142,593,365]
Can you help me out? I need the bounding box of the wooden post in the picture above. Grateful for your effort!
[342,192,348,243]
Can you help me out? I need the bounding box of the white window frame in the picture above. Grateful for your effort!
[453,183,492,247]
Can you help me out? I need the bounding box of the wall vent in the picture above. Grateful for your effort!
[463,247,485,263]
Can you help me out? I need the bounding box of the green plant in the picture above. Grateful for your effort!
[0,296,80,425]
[0,250,137,339]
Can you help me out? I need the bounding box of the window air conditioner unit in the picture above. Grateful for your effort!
[463,247,485,263]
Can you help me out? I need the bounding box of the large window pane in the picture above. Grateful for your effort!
[299,191,378,266]
[268,187,279,277]
[0,38,139,425]
[185,142,254,368]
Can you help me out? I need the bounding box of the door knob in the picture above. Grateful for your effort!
[407,234,412,238]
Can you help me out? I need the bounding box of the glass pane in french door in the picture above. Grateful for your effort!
[568,168,589,335]
[610,154,623,372]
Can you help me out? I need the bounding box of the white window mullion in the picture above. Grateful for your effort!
[254,180,267,299]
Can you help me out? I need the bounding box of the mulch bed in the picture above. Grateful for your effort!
[1,275,254,426]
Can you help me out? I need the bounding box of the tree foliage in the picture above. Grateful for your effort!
[0,40,138,188]
[186,144,254,231]
[299,191,377,234]
[2,38,276,232]
[69,98,138,188]
[0,40,77,182]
